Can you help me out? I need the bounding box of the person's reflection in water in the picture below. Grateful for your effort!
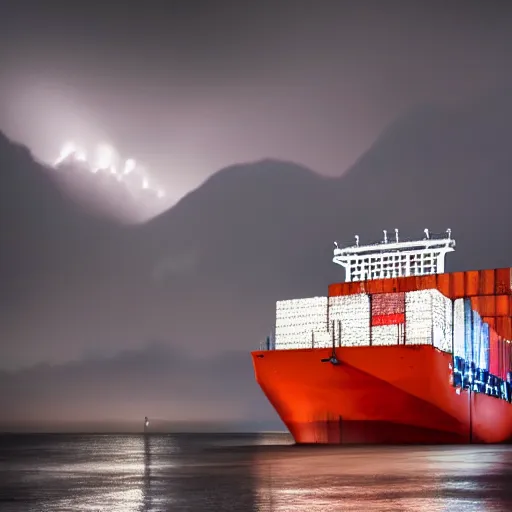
[141,434,152,512]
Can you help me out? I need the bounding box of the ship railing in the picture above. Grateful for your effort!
[259,336,274,351]
[334,230,454,252]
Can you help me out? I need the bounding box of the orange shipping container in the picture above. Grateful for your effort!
[328,269,512,298]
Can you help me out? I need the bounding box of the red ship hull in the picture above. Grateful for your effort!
[252,345,512,444]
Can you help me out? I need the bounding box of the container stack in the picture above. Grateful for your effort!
[274,297,330,350]
[328,294,371,347]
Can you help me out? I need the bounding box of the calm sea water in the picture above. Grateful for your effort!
[0,433,511,511]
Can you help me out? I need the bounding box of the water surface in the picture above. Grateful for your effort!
[0,433,511,511]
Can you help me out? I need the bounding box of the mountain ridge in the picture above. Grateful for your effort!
[2,89,512,425]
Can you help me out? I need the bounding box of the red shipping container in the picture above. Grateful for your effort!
[495,268,511,294]
[371,292,405,326]
[480,269,496,296]
[489,328,500,377]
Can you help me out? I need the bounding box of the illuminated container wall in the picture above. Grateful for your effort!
[508,341,512,378]
[328,294,370,347]
[327,269,512,370]
[274,297,330,350]
[497,337,512,380]
[405,290,452,352]
[479,323,490,371]
[472,307,483,370]
[472,308,489,371]
[372,324,402,346]
[496,332,505,379]
[450,296,510,402]
[463,299,475,365]
[435,291,454,353]
[453,299,465,359]
[272,271,512,375]
[312,331,333,349]
[453,299,491,371]
[404,290,432,346]
[274,289,456,351]
[371,293,405,346]
[371,293,405,325]
[507,338,511,379]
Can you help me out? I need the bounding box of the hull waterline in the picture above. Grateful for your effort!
[252,345,512,444]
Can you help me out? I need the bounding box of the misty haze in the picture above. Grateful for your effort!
[1,0,512,434]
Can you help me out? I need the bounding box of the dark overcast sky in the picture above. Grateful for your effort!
[2,0,512,202]
[3,0,512,429]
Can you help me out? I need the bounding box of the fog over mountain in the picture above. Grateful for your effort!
[1,90,512,430]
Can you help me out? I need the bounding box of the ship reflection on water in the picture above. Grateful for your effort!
[253,444,512,511]
[1,433,511,511]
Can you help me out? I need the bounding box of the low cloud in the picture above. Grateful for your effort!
[0,342,281,432]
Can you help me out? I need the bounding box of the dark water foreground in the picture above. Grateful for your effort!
[0,433,511,511]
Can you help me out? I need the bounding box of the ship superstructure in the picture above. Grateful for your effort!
[333,229,455,282]
[252,229,512,444]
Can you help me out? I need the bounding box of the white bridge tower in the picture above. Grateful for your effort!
[333,229,456,283]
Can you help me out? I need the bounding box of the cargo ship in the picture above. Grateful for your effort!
[251,229,512,444]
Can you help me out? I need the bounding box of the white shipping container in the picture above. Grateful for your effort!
[328,294,371,347]
[432,291,453,353]
[274,296,329,350]
[405,289,452,351]
[372,324,402,346]
[274,330,332,350]
[405,290,432,345]
[453,298,465,358]
[273,289,454,352]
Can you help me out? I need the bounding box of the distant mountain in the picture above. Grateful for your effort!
[145,158,339,289]
[50,155,168,224]
[134,159,342,361]
[0,132,131,280]
[0,132,140,365]
[2,89,512,428]
[138,90,512,359]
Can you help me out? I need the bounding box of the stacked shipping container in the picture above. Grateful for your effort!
[274,289,452,352]
[328,294,370,347]
[272,284,512,403]
[274,297,330,349]
[451,298,511,401]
